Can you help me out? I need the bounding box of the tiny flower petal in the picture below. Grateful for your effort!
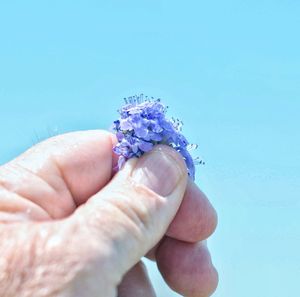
[118,155,126,169]
[138,141,153,152]
[120,118,133,130]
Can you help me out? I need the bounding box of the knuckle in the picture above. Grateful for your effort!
[105,181,164,238]
[77,180,165,249]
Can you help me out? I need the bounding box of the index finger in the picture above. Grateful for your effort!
[0,130,116,220]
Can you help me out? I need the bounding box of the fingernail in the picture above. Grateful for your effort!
[132,147,184,196]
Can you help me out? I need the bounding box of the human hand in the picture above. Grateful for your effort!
[0,130,218,297]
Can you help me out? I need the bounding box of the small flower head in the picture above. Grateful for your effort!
[112,94,203,180]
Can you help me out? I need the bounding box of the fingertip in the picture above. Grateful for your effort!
[166,180,218,243]
[156,237,218,297]
[130,144,187,198]
[109,133,119,173]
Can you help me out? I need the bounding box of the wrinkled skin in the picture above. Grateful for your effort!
[0,130,218,297]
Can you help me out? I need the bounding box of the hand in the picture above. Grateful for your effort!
[0,130,218,297]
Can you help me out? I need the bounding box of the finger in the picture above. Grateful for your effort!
[156,237,218,297]
[14,130,116,205]
[72,145,188,282]
[0,130,116,220]
[145,240,161,261]
[146,180,217,260]
[0,188,50,222]
[166,179,218,242]
[118,262,156,297]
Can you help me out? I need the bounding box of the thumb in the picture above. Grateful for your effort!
[72,145,188,279]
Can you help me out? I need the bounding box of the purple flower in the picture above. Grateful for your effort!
[112,94,203,180]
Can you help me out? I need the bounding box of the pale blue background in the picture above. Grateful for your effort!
[0,1,299,296]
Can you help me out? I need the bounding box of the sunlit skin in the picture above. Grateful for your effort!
[0,130,218,297]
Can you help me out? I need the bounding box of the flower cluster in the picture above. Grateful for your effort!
[112,94,203,180]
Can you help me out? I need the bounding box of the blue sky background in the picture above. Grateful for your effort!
[0,1,299,296]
